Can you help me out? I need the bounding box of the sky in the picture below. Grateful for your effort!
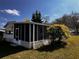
[0,0,79,27]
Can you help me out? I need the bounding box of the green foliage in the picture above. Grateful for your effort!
[48,24,71,39]
[32,10,42,23]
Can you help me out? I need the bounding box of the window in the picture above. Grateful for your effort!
[6,30,13,34]
[44,26,49,39]
[38,25,43,40]
[14,24,19,40]
[19,24,24,41]
[35,25,37,41]
[31,24,33,42]
[25,24,29,42]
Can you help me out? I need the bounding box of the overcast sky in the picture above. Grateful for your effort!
[0,0,79,27]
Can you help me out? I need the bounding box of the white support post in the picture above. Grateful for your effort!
[13,24,16,43]
[33,24,35,49]
[29,24,31,48]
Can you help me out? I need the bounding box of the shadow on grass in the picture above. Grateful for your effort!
[37,41,67,52]
[0,41,67,58]
[0,41,28,58]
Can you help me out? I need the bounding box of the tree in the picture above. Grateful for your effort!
[31,10,42,23]
[24,17,30,22]
[42,16,50,23]
[72,16,79,34]
[54,12,79,34]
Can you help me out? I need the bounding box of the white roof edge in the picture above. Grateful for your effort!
[14,21,50,26]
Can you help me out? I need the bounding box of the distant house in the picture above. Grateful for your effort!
[4,21,51,49]
[0,28,5,41]
[4,21,16,41]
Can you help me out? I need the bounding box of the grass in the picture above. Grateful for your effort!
[1,36,79,59]
[67,36,79,46]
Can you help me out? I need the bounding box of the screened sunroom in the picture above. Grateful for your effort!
[13,22,50,49]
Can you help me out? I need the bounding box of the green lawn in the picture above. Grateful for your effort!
[1,36,79,59]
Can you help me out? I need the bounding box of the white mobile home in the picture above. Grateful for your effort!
[4,21,51,49]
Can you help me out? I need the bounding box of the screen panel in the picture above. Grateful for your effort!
[25,24,29,42]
